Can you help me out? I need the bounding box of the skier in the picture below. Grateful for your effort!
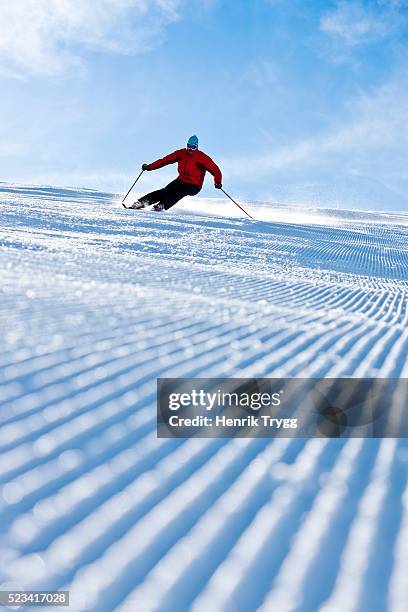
[129,135,223,211]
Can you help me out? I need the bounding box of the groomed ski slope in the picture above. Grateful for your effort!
[0,183,408,612]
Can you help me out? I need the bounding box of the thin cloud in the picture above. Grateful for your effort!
[224,70,408,187]
[320,0,406,48]
[0,0,183,77]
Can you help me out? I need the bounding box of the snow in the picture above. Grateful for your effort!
[0,182,407,611]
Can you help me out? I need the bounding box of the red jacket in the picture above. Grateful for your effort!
[147,149,222,188]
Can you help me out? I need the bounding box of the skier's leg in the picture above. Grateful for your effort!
[160,182,201,210]
[138,187,165,206]
[138,179,181,206]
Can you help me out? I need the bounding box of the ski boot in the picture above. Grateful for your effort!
[128,200,145,210]
[153,203,165,212]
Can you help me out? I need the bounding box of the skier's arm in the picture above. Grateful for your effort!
[203,155,222,186]
[146,150,181,171]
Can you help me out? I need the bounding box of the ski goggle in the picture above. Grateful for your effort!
[187,142,198,150]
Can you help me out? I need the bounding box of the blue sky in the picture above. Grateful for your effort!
[1,0,408,209]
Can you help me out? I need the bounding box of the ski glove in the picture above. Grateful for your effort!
[142,163,150,171]
[215,182,222,189]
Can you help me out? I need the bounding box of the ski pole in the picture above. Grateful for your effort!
[122,169,144,206]
[220,187,254,220]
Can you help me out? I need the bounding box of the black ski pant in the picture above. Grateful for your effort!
[139,178,201,210]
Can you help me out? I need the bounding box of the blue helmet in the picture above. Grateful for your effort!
[187,135,199,150]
